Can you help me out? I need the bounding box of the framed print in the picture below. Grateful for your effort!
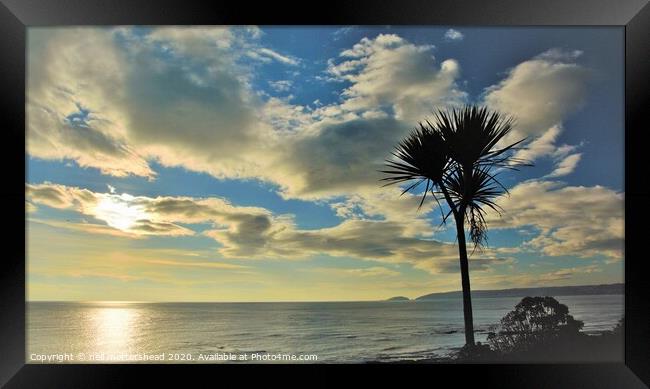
[1,0,649,387]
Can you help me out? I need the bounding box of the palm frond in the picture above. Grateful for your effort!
[381,123,450,210]
[433,105,522,170]
[444,164,506,247]
[381,104,530,248]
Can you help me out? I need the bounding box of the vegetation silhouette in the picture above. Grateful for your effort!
[374,297,623,363]
[487,296,584,354]
[381,105,529,347]
[453,297,624,362]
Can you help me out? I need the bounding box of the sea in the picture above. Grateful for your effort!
[27,294,623,363]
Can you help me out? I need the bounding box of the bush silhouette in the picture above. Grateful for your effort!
[456,342,497,362]
[611,316,624,336]
[450,298,622,362]
[487,296,584,355]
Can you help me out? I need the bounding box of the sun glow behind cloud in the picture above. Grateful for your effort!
[94,193,148,231]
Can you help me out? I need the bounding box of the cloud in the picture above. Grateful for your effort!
[535,48,584,62]
[486,180,624,260]
[26,182,509,274]
[127,220,194,237]
[27,29,469,202]
[254,48,300,66]
[30,218,147,239]
[471,264,605,289]
[269,117,412,198]
[25,30,624,299]
[27,29,604,237]
[26,201,38,213]
[328,187,446,238]
[120,44,267,181]
[247,218,508,274]
[483,49,591,181]
[512,125,583,177]
[332,26,356,40]
[252,34,469,199]
[144,259,250,270]
[28,31,591,198]
[308,266,400,278]
[26,222,260,301]
[346,266,400,277]
[483,48,590,143]
[328,34,465,121]
[268,80,293,93]
[546,153,582,177]
[537,264,602,281]
[444,29,464,41]
[514,125,564,162]
[145,27,236,57]
[27,28,154,178]
[27,183,193,237]
[26,182,97,209]
[27,27,271,182]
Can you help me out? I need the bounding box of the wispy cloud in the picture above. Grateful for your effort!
[268,80,293,93]
[254,48,300,66]
[306,266,401,278]
[332,26,356,40]
[144,259,250,270]
[546,153,582,177]
[444,29,464,41]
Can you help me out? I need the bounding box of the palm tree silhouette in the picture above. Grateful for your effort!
[381,105,528,346]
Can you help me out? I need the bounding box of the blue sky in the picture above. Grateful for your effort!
[26,26,624,301]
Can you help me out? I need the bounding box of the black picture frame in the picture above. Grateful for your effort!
[1,0,648,387]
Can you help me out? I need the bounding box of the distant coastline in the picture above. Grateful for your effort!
[386,283,624,301]
[413,283,623,301]
[386,296,410,301]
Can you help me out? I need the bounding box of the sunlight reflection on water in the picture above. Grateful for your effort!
[90,305,140,355]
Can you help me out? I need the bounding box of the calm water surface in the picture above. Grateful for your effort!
[27,294,623,363]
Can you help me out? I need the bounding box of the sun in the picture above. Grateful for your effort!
[94,193,148,231]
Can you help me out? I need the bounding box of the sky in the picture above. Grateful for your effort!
[26,26,624,302]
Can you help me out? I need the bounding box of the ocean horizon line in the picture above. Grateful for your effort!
[27,282,623,304]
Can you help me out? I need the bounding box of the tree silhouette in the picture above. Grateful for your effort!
[381,105,528,346]
[487,296,584,354]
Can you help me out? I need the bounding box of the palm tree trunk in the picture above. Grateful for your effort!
[439,183,475,346]
[455,211,475,346]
